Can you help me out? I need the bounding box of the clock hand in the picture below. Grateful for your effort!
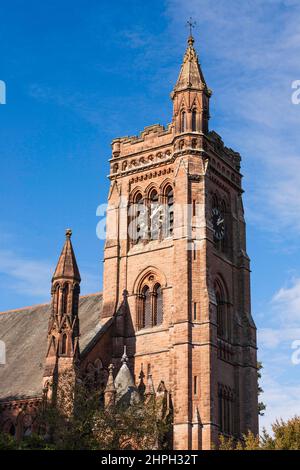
[217,218,224,225]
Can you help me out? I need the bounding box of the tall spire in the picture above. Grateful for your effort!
[172,34,210,96]
[171,32,212,135]
[52,229,81,282]
[43,229,81,408]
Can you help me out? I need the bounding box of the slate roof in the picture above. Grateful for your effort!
[0,293,103,401]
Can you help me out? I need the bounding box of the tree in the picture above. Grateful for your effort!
[1,369,171,450]
[257,362,266,416]
[218,416,300,450]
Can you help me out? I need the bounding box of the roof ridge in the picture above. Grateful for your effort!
[0,292,103,316]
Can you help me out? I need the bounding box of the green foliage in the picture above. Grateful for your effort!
[31,371,171,450]
[218,416,300,450]
[257,362,266,416]
[263,416,300,450]
[0,431,18,450]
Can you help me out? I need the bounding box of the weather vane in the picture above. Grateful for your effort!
[187,17,196,36]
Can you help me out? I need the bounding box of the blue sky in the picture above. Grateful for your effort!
[1,0,300,431]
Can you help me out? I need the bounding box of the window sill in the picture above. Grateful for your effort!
[135,325,168,336]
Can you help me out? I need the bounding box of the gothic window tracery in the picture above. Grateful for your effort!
[137,275,164,330]
[215,279,231,343]
[129,184,174,244]
[218,384,235,436]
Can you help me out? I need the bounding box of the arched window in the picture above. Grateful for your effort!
[215,280,231,343]
[137,276,164,330]
[61,333,68,355]
[72,284,80,316]
[192,109,197,131]
[153,284,163,326]
[181,111,186,132]
[129,192,145,245]
[149,189,159,240]
[218,384,235,435]
[62,284,69,314]
[53,284,60,314]
[165,186,174,237]
[142,286,152,328]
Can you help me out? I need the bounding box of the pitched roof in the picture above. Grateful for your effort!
[0,293,103,401]
[52,229,81,282]
[173,35,210,95]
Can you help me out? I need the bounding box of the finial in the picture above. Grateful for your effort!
[121,345,128,364]
[186,17,196,44]
[66,228,72,239]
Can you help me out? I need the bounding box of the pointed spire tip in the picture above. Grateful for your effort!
[66,228,72,239]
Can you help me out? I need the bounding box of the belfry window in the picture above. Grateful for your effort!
[165,186,174,237]
[149,189,159,240]
[129,192,144,245]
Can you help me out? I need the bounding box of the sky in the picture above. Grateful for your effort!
[0,0,300,432]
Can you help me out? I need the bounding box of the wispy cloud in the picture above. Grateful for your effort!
[260,373,300,432]
[0,247,100,309]
[167,0,300,237]
[0,249,53,298]
[257,276,300,430]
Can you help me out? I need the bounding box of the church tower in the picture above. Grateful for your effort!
[43,229,81,405]
[102,34,258,450]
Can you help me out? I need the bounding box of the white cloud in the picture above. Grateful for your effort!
[272,277,300,325]
[0,248,99,308]
[167,0,300,237]
[260,373,300,432]
[0,249,53,298]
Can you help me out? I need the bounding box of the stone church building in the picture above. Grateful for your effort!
[0,34,258,450]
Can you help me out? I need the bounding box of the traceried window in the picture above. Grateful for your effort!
[129,185,174,244]
[218,384,235,435]
[137,278,164,330]
[215,280,231,342]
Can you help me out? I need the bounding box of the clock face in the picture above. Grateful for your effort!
[212,207,225,240]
